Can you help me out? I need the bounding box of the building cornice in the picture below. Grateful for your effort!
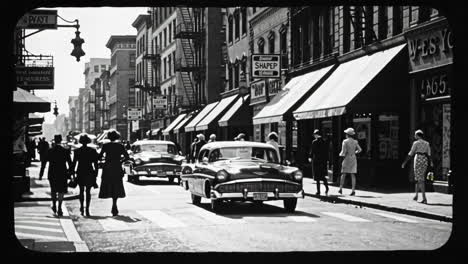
[249,7,281,26]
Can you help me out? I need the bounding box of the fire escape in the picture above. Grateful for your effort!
[143,43,161,119]
[174,7,203,110]
[348,6,378,49]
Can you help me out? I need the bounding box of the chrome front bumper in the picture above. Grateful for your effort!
[131,170,181,177]
[210,189,304,200]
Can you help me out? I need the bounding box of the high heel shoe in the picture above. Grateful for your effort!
[350,191,355,196]
[80,207,84,216]
[85,208,90,217]
[57,209,63,217]
[413,196,418,201]
[421,199,427,204]
[51,205,57,214]
[111,206,118,216]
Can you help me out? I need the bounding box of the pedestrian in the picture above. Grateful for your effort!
[266,132,280,160]
[208,134,216,143]
[235,133,246,141]
[309,129,329,195]
[72,134,99,217]
[47,135,73,217]
[97,130,130,216]
[194,134,207,161]
[338,128,362,196]
[401,129,432,204]
[190,137,199,163]
[38,137,50,180]
[125,141,131,151]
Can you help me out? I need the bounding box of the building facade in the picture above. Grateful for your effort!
[84,58,110,135]
[106,35,137,141]
[67,96,78,132]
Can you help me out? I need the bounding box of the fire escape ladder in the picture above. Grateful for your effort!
[349,6,378,47]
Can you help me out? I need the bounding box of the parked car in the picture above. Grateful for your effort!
[123,140,185,183]
[180,141,304,213]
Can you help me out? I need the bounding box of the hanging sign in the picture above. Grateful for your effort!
[251,54,281,78]
[17,9,58,29]
[153,96,167,109]
[127,108,142,120]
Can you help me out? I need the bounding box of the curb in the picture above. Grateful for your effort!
[304,192,452,223]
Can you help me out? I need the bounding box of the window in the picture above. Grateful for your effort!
[228,15,233,43]
[234,63,239,88]
[257,37,265,54]
[234,10,240,40]
[280,28,288,69]
[173,20,176,39]
[159,32,162,49]
[164,28,167,47]
[241,8,247,35]
[253,7,256,14]
[364,6,374,45]
[168,23,172,43]
[154,36,158,51]
[353,116,372,159]
[268,32,275,53]
[228,65,233,90]
[419,6,431,23]
[168,54,172,76]
[377,114,399,160]
[94,65,99,72]
[172,51,176,73]
[392,6,403,35]
[163,58,167,80]
[353,6,363,49]
[378,6,388,40]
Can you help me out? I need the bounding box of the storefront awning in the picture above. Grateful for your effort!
[184,102,219,132]
[252,65,334,125]
[28,124,42,133]
[28,113,44,125]
[173,113,195,134]
[218,95,250,127]
[14,88,51,113]
[195,95,238,131]
[162,113,187,135]
[293,44,406,120]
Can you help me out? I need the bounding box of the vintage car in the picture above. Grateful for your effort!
[180,141,304,213]
[123,140,185,183]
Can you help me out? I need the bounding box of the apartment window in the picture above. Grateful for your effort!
[268,31,275,53]
[353,6,363,49]
[234,10,240,40]
[172,51,176,73]
[173,20,176,38]
[253,7,256,14]
[392,6,403,35]
[378,6,388,40]
[101,64,107,72]
[154,36,158,51]
[280,28,288,69]
[241,7,247,35]
[163,57,167,80]
[168,54,172,76]
[164,28,167,47]
[228,15,233,43]
[94,65,99,72]
[234,64,239,88]
[364,6,374,44]
[159,32,162,49]
[419,6,431,23]
[169,23,172,43]
[343,6,351,52]
[257,37,265,54]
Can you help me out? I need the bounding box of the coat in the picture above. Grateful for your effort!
[72,146,99,187]
[47,145,72,193]
[98,142,129,199]
[310,137,328,180]
[339,138,362,174]
[38,141,49,162]
[194,140,206,161]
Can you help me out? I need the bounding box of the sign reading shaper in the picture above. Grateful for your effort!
[251,54,281,79]
[153,96,167,109]
[127,108,143,120]
[17,10,58,29]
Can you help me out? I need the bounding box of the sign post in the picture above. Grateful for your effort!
[251,54,281,79]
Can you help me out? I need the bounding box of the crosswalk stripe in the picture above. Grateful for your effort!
[322,212,371,222]
[15,218,59,224]
[15,216,57,220]
[16,225,63,233]
[371,212,419,223]
[186,208,246,225]
[286,216,317,222]
[16,232,68,241]
[98,218,131,231]
[15,221,61,227]
[137,210,187,228]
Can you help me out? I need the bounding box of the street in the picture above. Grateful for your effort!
[15,175,451,252]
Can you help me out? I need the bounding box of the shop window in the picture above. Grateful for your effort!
[94,65,99,72]
[378,6,388,40]
[377,114,399,160]
[353,116,372,159]
[254,124,261,142]
[228,15,233,43]
[234,10,240,40]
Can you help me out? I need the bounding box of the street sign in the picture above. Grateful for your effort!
[16,66,54,90]
[127,108,143,120]
[17,10,58,29]
[153,96,167,110]
[251,54,281,79]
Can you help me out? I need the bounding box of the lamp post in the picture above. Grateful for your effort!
[239,70,249,102]
[53,100,59,117]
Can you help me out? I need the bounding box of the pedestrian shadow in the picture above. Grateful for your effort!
[425,203,452,207]
[84,215,109,220]
[112,215,142,223]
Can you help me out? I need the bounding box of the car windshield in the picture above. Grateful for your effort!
[135,144,176,154]
[208,147,279,163]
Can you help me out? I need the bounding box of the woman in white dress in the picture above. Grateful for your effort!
[338,128,362,196]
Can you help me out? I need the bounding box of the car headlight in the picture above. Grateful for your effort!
[135,158,142,165]
[216,170,229,182]
[182,166,192,175]
[293,170,303,181]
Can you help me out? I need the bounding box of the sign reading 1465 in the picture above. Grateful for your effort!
[251,54,281,79]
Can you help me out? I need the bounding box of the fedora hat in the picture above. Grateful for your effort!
[415,129,424,135]
[344,128,355,136]
[54,134,62,143]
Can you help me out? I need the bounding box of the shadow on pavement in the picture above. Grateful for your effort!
[425,203,452,206]
[14,202,50,207]
[113,215,142,223]
[84,215,109,220]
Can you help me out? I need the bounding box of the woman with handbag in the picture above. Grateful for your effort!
[402,129,432,204]
[97,130,129,216]
[71,134,99,216]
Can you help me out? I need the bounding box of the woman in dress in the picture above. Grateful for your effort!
[47,135,73,216]
[338,128,362,196]
[98,130,130,216]
[72,134,99,216]
[401,129,432,204]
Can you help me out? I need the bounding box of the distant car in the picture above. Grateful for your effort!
[180,141,304,213]
[123,140,185,183]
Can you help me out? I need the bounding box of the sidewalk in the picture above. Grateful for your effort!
[19,161,80,201]
[302,177,453,222]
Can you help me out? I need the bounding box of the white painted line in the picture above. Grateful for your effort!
[322,212,371,222]
[14,220,61,227]
[286,216,317,222]
[186,208,246,225]
[371,212,419,223]
[16,232,68,241]
[15,217,59,224]
[98,218,131,231]
[137,210,187,228]
[60,203,90,252]
[15,225,63,233]
[15,216,58,220]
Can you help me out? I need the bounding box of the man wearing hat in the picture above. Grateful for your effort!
[235,133,246,141]
[193,134,206,161]
[309,129,329,195]
[208,134,217,143]
[266,132,280,162]
[338,128,362,196]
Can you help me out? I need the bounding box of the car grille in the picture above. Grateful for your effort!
[135,164,181,172]
[217,181,301,193]
[148,158,178,164]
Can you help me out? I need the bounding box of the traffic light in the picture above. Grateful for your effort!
[71,30,85,62]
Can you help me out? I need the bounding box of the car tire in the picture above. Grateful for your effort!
[283,198,298,213]
[191,194,201,205]
[211,199,223,213]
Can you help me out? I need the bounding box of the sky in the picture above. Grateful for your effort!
[24,7,148,124]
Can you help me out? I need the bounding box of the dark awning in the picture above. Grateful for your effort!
[218,95,250,127]
[163,113,187,135]
[14,88,51,113]
[173,112,196,134]
[28,113,44,125]
[195,94,238,131]
[184,102,219,132]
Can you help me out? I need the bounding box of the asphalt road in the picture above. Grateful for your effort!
[16,176,452,252]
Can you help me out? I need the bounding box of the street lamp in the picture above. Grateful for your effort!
[53,100,59,117]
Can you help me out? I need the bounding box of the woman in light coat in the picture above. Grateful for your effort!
[338,128,362,196]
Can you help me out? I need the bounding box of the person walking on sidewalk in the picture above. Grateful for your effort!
[338,128,362,196]
[208,134,216,143]
[266,132,280,161]
[97,130,130,216]
[72,134,99,217]
[309,129,329,196]
[38,137,50,180]
[190,137,199,163]
[47,135,73,217]
[401,129,432,204]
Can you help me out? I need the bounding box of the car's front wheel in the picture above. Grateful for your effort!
[283,198,298,213]
[191,194,201,205]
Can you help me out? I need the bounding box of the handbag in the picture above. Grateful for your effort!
[68,175,78,188]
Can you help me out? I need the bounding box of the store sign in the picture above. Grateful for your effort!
[250,79,267,105]
[407,25,453,72]
[132,120,139,132]
[16,66,54,90]
[268,79,281,97]
[153,96,167,109]
[17,10,58,29]
[418,72,450,101]
[251,54,281,78]
[127,108,142,120]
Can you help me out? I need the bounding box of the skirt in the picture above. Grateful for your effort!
[341,156,357,174]
[49,178,68,194]
[413,154,428,183]
[98,164,126,199]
